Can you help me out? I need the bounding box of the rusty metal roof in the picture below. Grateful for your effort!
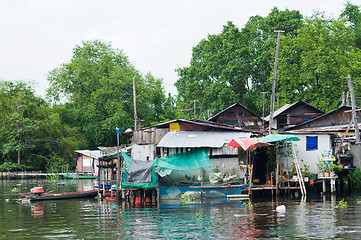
[74,150,101,158]
[156,131,251,148]
[285,123,361,133]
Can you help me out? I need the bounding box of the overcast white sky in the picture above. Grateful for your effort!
[0,0,352,97]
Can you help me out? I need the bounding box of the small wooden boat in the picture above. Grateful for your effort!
[20,187,98,202]
[63,174,97,179]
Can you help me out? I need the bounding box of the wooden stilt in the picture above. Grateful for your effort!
[200,167,204,198]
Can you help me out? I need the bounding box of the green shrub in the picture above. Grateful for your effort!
[0,162,29,172]
[333,198,348,209]
[349,167,361,190]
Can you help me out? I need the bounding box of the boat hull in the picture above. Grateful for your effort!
[21,190,98,202]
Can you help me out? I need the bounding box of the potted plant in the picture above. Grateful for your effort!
[316,161,324,178]
[324,168,330,177]
[302,163,313,183]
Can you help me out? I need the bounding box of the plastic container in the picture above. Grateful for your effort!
[31,187,44,194]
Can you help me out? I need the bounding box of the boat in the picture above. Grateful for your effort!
[63,174,97,179]
[20,187,98,202]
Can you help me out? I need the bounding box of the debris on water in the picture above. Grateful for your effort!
[136,219,142,222]
[276,205,286,213]
[233,214,247,217]
[5,199,9,202]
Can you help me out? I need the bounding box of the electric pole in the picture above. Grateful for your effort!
[269,30,284,134]
[193,100,199,118]
[261,92,268,130]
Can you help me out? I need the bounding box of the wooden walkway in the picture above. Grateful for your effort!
[0,172,68,179]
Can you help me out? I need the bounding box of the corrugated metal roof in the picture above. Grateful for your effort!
[74,150,101,159]
[264,100,324,122]
[264,104,292,121]
[285,123,361,133]
[207,103,262,121]
[156,131,252,148]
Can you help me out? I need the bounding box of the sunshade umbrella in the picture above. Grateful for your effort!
[228,137,272,150]
[259,133,300,143]
[258,133,300,195]
[228,138,272,196]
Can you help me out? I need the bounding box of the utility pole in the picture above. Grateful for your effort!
[261,92,268,130]
[133,77,138,131]
[269,30,284,134]
[193,100,199,118]
[115,127,121,193]
[347,75,361,168]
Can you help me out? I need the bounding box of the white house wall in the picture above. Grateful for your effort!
[280,134,331,173]
[132,144,155,161]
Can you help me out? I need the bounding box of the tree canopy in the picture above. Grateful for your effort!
[0,81,86,171]
[277,13,361,111]
[175,4,361,116]
[175,8,303,117]
[47,40,178,148]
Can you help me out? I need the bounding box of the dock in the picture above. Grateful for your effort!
[0,171,69,179]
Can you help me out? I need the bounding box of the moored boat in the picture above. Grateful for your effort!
[20,187,98,202]
[63,174,97,179]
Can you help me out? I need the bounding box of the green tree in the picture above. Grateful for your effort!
[277,13,361,111]
[0,81,42,165]
[340,2,361,48]
[47,40,177,148]
[0,81,87,171]
[175,8,303,117]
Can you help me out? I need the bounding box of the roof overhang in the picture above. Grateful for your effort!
[156,131,252,148]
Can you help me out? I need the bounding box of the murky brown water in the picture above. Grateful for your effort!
[1,179,361,239]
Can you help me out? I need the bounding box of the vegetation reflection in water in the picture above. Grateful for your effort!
[1,179,361,239]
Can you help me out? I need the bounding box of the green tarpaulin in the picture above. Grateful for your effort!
[119,148,211,189]
[154,148,211,170]
[120,152,157,189]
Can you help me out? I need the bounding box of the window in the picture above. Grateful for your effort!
[306,136,318,151]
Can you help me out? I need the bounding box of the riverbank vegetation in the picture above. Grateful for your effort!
[1,3,361,173]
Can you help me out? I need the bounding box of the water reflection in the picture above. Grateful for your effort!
[31,204,44,217]
[1,179,361,239]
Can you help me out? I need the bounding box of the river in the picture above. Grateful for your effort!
[1,179,361,239]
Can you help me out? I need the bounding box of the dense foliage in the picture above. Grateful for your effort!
[277,13,361,111]
[47,40,178,148]
[175,7,303,117]
[0,81,86,171]
[176,4,361,117]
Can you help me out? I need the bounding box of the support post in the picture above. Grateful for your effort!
[133,77,138,131]
[347,75,361,168]
[116,127,121,198]
[200,167,204,198]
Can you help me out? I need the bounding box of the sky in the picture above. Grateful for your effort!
[0,0,353,98]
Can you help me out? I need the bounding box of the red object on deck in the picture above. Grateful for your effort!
[31,187,44,194]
